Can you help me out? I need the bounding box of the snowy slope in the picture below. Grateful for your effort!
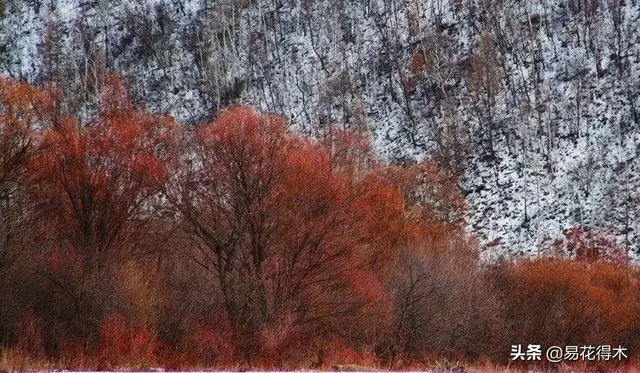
[1,0,640,259]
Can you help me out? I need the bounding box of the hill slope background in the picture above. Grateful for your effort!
[2,0,640,258]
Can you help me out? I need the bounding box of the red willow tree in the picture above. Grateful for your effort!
[29,75,176,266]
[21,75,177,347]
[166,106,410,362]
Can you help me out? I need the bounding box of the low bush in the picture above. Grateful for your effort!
[489,258,639,362]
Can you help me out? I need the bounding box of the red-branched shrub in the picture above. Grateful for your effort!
[166,106,404,362]
[490,258,639,362]
[385,242,503,363]
[544,227,629,264]
[97,314,159,369]
[176,320,236,368]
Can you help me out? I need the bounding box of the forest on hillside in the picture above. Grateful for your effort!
[0,76,638,371]
[2,0,640,257]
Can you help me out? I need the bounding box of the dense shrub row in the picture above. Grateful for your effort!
[0,76,638,370]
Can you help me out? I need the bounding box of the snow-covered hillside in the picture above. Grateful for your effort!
[2,0,640,259]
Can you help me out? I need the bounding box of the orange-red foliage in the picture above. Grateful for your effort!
[28,75,176,264]
[167,106,407,361]
[379,161,466,246]
[0,76,177,365]
[492,258,639,357]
